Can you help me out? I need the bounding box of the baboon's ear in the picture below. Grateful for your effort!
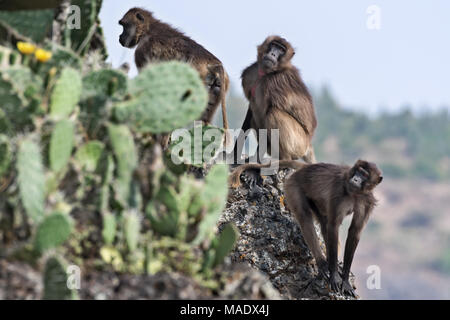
[136,12,145,22]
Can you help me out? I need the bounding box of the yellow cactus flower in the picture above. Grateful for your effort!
[35,49,52,63]
[17,42,36,55]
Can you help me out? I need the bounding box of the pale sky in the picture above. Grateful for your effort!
[100,1,450,114]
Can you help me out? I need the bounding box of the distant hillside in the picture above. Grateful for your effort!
[217,85,450,181]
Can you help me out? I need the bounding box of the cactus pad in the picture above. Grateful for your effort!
[0,134,11,178]
[212,224,239,267]
[75,141,105,172]
[102,213,117,246]
[50,68,82,118]
[40,44,82,75]
[107,124,137,207]
[0,70,29,131]
[114,61,208,134]
[124,211,140,252]
[146,185,181,238]
[194,164,229,244]
[82,69,128,99]
[49,119,75,173]
[35,212,73,253]
[3,67,42,99]
[17,138,45,224]
[43,256,75,300]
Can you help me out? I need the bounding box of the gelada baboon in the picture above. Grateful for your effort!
[231,36,317,164]
[119,8,229,131]
[231,159,383,296]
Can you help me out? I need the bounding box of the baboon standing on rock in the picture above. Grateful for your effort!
[231,36,317,164]
[230,159,383,296]
[119,7,229,130]
[285,160,383,295]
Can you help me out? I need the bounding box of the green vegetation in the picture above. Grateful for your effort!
[0,2,237,300]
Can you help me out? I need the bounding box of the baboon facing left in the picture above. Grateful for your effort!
[119,7,229,131]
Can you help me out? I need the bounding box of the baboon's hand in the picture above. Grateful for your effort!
[342,279,357,297]
[329,272,342,292]
[245,169,263,188]
[244,169,265,200]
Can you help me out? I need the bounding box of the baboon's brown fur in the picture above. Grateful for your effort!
[119,8,229,129]
[231,36,317,163]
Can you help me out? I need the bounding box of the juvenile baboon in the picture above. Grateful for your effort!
[230,160,383,296]
[119,7,229,130]
[231,36,317,164]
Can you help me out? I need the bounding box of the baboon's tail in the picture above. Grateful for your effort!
[229,160,308,188]
[221,70,231,147]
[276,160,309,171]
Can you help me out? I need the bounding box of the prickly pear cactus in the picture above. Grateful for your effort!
[145,163,237,273]
[212,224,239,268]
[3,66,42,97]
[124,211,140,252]
[39,44,83,75]
[0,109,10,134]
[194,164,229,244]
[75,141,105,172]
[50,68,82,119]
[43,256,77,300]
[49,119,75,173]
[202,224,239,271]
[0,135,11,178]
[107,124,137,208]
[114,62,208,134]
[99,154,114,214]
[0,46,18,68]
[147,183,187,238]
[35,212,73,253]
[0,70,29,133]
[170,124,225,167]
[0,14,238,297]
[82,69,128,99]
[102,213,117,246]
[16,138,46,224]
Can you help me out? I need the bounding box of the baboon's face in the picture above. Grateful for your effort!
[119,11,145,48]
[349,160,383,192]
[261,41,286,71]
[258,37,294,73]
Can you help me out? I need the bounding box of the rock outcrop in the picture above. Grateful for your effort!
[220,169,357,300]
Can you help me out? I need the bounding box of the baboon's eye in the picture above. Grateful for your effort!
[359,167,369,177]
[136,13,145,21]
